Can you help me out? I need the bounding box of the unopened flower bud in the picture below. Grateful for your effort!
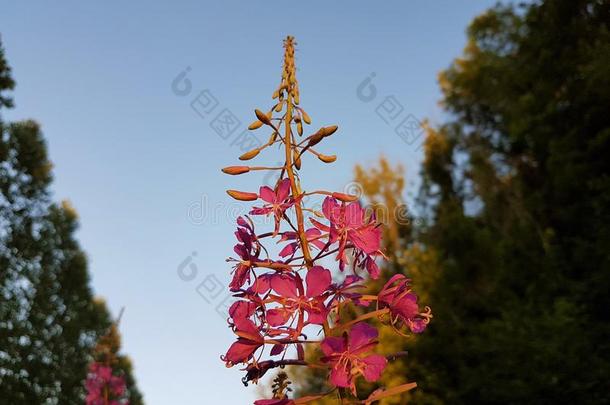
[226,190,258,201]
[239,148,260,161]
[318,154,337,163]
[222,166,250,175]
[301,109,311,124]
[307,131,325,148]
[248,120,263,130]
[255,109,272,126]
[322,125,338,137]
[332,192,358,202]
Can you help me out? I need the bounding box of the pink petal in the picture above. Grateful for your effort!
[229,264,250,291]
[254,399,294,405]
[329,364,351,388]
[271,274,298,297]
[235,318,262,340]
[259,186,275,203]
[322,197,339,221]
[361,354,387,382]
[266,308,292,326]
[224,339,260,364]
[306,266,331,297]
[229,300,257,322]
[342,275,363,287]
[321,336,345,356]
[408,318,428,334]
[343,202,365,228]
[305,228,321,238]
[233,243,248,259]
[365,256,381,279]
[270,343,285,356]
[396,293,419,319]
[348,226,381,254]
[310,217,330,232]
[278,242,297,258]
[279,231,298,241]
[251,274,272,294]
[305,305,328,325]
[250,206,273,216]
[276,178,292,201]
[348,323,378,351]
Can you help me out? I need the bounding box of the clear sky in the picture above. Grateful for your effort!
[2,1,498,404]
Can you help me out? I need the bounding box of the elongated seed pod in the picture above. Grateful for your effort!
[294,151,301,170]
[226,190,258,201]
[297,121,303,136]
[222,166,250,175]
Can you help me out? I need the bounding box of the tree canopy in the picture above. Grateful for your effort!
[0,37,143,404]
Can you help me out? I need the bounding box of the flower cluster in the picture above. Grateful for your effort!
[85,322,130,405]
[221,36,431,404]
[85,362,127,405]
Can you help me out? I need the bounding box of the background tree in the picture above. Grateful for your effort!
[0,37,144,404]
[409,1,610,402]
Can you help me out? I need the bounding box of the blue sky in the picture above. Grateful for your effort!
[2,1,498,403]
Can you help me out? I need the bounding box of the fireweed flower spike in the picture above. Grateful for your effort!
[221,36,431,404]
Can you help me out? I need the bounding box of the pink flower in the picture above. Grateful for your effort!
[223,319,264,366]
[86,363,128,405]
[264,266,331,326]
[254,398,295,405]
[230,217,260,291]
[378,274,432,333]
[85,378,103,404]
[223,301,265,366]
[320,323,387,392]
[254,399,295,405]
[312,197,382,276]
[109,375,126,396]
[228,300,258,324]
[89,362,112,382]
[250,179,295,234]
